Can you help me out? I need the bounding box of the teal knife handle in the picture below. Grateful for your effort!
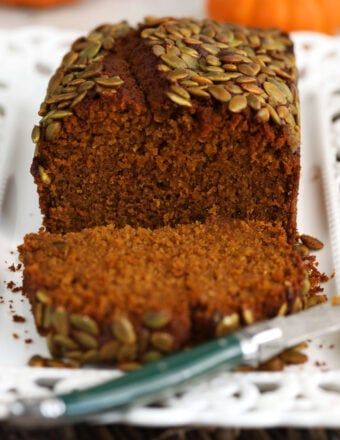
[59,333,243,418]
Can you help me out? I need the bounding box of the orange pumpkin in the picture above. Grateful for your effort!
[207,0,340,34]
[0,0,77,7]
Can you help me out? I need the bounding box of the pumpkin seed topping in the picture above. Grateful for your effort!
[99,340,119,360]
[242,309,255,325]
[215,313,240,337]
[52,307,69,336]
[31,125,40,144]
[143,310,171,329]
[72,330,99,349]
[35,21,130,144]
[38,166,51,185]
[45,121,61,142]
[36,290,51,305]
[229,95,247,113]
[112,316,136,344]
[140,17,297,127]
[70,314,99,335]
[54,334,79,350]
[151,332,174,352]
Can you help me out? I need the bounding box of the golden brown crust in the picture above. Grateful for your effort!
[19,218,310,365]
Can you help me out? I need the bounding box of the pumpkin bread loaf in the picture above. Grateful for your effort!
[19,218,314,366]
[22,17,317,367]
[31,17,300,242]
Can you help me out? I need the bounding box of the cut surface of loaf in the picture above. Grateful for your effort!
[31,17,300,241]
[19,218,310,365]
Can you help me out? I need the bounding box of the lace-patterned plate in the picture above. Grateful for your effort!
[0,27,340,427]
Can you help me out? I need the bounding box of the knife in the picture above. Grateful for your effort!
[8,301,340,425]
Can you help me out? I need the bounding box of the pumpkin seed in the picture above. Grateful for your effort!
[241,83,264,95]
[36,289,51,305]
[142,350,162,363]
[161,53,187,69]
[50,110,73,119]
[208,85,231,102]
[223,63,238,71]
[167,69,188,81]
[215,313,240,337]
[45,91,77,105]
[292,297,303,313]
[301,275,311,296]
[72,330,98,349]
[224,82,243,94]
[95,76,124,87]
[34,303,44,327]
[28,355,46,367]
[190,73,213,85]
[166,45,181,57]
[116,343,138,361]
[143,310,171,329]
[201,43,219,55]
[170,85,190,100]
[206,55,221,66]
[82,349,101,363]
[64,350,83,360]
[79,68,101,79]
[181,53,198,69]
[43,306,53,330]
[242,309,254,325]
[152,44,165,57]
[263,81,287,104]
[277,302,288,316]
[180,80,199,87]
[204,66,224,73]
[221,54,247,63]
[293,243,310,257]
[300,234,324,251]
[70,91,87,108]
[256,107,270,122]
[47,332,62,358]
[45,121,61,141]
[306,295,327,308]
[205,72,236,82]
[166,91,192,107]
[62,51,79,67]
[70,314,99,335]
[38,166,51,185]
[236,76,257,84]
[54,334,79,350]
[31,125,40,144]
[112,316,136,344]
[80,41,101,59]
[239,63,261,76]
[228,95,247,113]
[52,307,69,336]
[102,36,115,50]
[279,349,308,365]
[247,94,262,110]
[181,46,200,58]
[151,332,174,352]
[187,86,210,98]
[266,104,281,124]
[99,340,119,360]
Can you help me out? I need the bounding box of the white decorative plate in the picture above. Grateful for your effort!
[0,27,340,427]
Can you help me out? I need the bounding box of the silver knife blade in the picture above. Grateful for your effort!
[238,301,340,365]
